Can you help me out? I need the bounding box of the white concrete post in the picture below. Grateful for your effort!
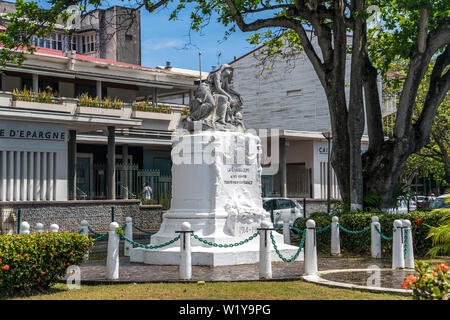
[81,220,89,236]
[304,219,318,276]
[371,216,382,258]
[49,224,59,232]
[20,221,30,234]
[179,222,192,280]
[282,214,291,245]
[402,220,414,269]
[392,219,405,269]
[259,221,273,279]
[80,220,89,260]
[124,217,133,257]
[36,223,44,233]
[106,222,120,280]
[331,216,340,256]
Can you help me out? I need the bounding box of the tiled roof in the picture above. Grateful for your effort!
[33,46,157,71]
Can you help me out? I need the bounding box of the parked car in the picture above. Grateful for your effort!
[262,198,304,228]
[385,199,417,214]
[429,194,450,210]
[414,195,432,209]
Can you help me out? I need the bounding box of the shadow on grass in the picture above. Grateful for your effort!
[0,285,67,300]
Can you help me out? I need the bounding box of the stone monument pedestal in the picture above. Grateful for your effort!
[130,131,303,266]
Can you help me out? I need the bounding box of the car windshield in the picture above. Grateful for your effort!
[430,197,450,209]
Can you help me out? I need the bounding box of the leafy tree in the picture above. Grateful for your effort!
[1,0,449,209]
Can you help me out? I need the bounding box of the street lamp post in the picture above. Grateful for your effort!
[322,132,332,214]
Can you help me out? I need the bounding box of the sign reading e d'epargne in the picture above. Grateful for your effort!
[0,120,67,151]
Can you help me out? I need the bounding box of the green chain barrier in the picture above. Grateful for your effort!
[192,232,259,248]
[315,224,331,233]
[120,233,180,249]
[270,230,306,263]
[289,225,305,234]
[92,232,108,242]
[374,225,393,241]
[88,226,107,237]
[132,224,157,235]
[338,224,371,234]
[404,229,409,259]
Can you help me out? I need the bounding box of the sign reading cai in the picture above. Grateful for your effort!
[0,120,67,151]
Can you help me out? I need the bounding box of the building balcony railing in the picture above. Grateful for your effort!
[0,91,188,126]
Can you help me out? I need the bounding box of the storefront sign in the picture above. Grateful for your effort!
[0,120,67,151]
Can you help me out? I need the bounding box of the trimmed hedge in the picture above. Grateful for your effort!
[294,211,446,257]
[0,232,92,293]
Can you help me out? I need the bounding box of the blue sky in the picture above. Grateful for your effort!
[139,5,259,71]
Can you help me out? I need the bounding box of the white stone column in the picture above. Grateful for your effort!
[8,151,14,201]
[41,152,47,201]
[304,219,318,276]
[282,214,291,245]
[34,152,41,201]
[20,221,30,234]
[124,217,133,257]
[36,223,44,233]
[402,220,414,269]
[179,222,192,280]
[331,216,340,256]
[50,224,59,232]
[259,221,273,279]
[48,152,54,201]
[32,74,39,94]
[28,152,34,201]
[81,220,89,260]
[14,151,21,201]
[106,222,120,280]
[96,80,102,100]
[371,216,382,258]
[21,152,28,201]
[1,150,6,201]
[392,219,405,269]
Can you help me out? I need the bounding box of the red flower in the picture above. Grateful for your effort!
[37,278,40,283]
[67,262,71,266]
[41,271,46,275]
[416,218,422,223]
[1,265,9,271]
[69,251,73,255]
[401,274,417,289]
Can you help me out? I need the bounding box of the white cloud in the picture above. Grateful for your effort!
[144,39,183,50]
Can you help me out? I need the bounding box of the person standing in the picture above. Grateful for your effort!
[143,183,152,204]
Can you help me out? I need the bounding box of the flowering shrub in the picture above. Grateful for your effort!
[402,261,449,300]
[132,101,173,114]
[0,232,92,293]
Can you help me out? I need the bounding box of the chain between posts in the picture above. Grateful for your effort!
[132,224,157,235]
[118,231,180,249]
[315,224,331,233]
[270,230,306,263]
[192,232,259,248]
[404,229,409,259]
[374,225,393,241]
[338,224,371,234]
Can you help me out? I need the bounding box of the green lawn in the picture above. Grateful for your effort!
[11,280,408,300]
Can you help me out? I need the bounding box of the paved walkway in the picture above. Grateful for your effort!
[63,256,395,284]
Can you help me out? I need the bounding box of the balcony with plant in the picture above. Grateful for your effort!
[77,93,123,110]
[12,87,61,104]
[131,101,173,114]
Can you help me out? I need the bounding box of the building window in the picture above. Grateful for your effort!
[125,34,133,41]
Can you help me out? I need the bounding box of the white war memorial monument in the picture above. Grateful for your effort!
[130,64,303,266]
